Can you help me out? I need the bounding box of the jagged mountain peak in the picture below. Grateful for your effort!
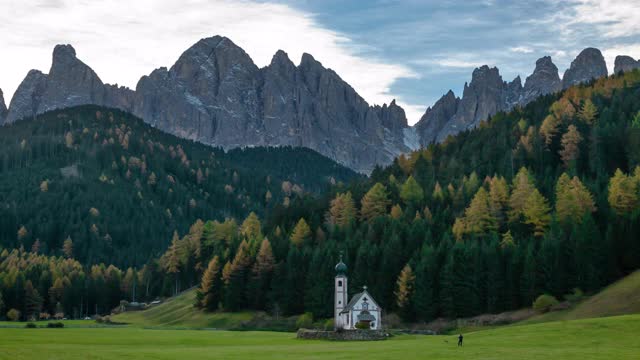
[0,88,7,124]
[562,47,607,89]
[614,55,640,74]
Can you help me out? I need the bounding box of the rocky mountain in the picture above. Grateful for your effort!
[0,88,7,124]
[3,37,411,173]
[521,56,562,105]
[2,39,629,172]
[614,55,640,74]
[562,48,608,89]
[416,48,611,145]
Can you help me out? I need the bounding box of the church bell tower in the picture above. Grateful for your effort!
[334,253,348,329]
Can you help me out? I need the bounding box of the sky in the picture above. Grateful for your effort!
[1,0,639,124]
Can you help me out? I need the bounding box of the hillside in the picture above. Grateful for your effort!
[112,289,254,329]
[0,105,359,266]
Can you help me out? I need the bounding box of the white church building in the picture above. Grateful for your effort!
[334,256,382,330]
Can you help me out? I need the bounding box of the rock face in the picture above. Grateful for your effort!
[4,37,411,173]
[417,49,608,145]
[0,89,7,124]
[414,90,459,146]
[417,65,523,143]
[614,55,640,74]
[522,56,562,104]
[562,48,607,89]
[3,41,620,171]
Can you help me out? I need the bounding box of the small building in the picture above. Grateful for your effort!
[334,256,382,330]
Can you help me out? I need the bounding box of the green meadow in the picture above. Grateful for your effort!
[1,314,639,359]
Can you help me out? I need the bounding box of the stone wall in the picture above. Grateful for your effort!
[296,329,388,341]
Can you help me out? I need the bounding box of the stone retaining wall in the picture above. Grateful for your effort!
[296,329,388,341]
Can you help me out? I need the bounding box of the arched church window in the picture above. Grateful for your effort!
[338,280,343,287]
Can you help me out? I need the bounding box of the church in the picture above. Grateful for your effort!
[334,256,383,330]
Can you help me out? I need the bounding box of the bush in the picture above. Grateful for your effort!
[295,312,313,330]
[533,294,559,313]
[355,321,371,330]
[324,318,335,331]
[25,322,37,328]
[7,308,20,321]
[564,288,584,303]
[46,322,64,328]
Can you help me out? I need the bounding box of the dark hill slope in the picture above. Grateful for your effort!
[0,105,359,266]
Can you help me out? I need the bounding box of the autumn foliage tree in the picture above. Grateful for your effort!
[394,264,415,320]
[196,256,221,311]
[360,183,391,223]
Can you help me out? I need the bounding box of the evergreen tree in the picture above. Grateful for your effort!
[413,245,437,321]
[578,99,598,124]
[196,256,221,311]
[608,168,639,215]
[24,280,42,320]
[400,176,424,206]
[523,189,552,237]
[555,174,596,224]
[559,125,583,168]
[360,183,391,223]
[62,236,73,259]
[248,239,275,310]
[509,167,536,223]
[290,218,312,247]
[394,264,415,320]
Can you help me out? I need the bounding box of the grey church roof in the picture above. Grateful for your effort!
[339,290,382,314]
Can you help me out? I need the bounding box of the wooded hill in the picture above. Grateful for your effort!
[1,69,640,323]
[0,106,359,267]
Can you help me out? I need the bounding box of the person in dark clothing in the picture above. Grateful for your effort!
[458,334,463,346]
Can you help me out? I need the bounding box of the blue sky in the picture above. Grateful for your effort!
[1,0,639,124]
[272,0,640,120]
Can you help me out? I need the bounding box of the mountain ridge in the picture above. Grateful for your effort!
[3,36,638,172]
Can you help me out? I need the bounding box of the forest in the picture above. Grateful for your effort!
[1,69,639,322]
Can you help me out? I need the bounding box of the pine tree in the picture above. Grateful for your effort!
[164,232,182,295]
[608,168,639,215]
[400,176,424,205]
[360,183,391,223]
[508,167,536,223]
[413,245,437,321]
[489,176,509,227]
[523,189,552,237]
[290,218,311,247]
[240,212,263,241]
[62,237,73,259]
[24,280,42,320]
[196,256,221,311]
[248,239,275,310]
[539,114,560,146]
[394,264,415,320]
[578,99,598,124]
[390,204,404,219]
[559,125,583,168]
[222,240,251,311]
[463,187,497,236]
[555,173,596,223]
[327,192,357,227]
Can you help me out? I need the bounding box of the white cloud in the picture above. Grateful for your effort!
[509,46,534,54]
[569,0,640,38]
[0,0,424,123]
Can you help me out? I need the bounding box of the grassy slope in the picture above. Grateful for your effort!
[524,270,640,324]
[112,289,253,328]
[0,315,639,359]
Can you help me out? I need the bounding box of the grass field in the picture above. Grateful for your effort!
[0,314,639,359]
